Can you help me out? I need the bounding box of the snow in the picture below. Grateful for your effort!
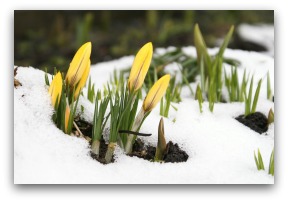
[237,24,274,56]
[14,47,274,184]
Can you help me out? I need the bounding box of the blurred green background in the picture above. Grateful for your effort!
[14,10,273,73]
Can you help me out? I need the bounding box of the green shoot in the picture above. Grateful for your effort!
[154,118,167,162]
[267,108,274,125]
[245,77,262,116]
[195,84,203,113]
[194,24,235,107]
[224,67,248,102]
[251,79,262,113]
[87,77,95,103]
[254,148,265,171]
[160,76,180,118]
[217,25,234,58]
[254,148,274,176]
[105,86,122,163]
[268,148,274,176]
[44,68,50,86]
[91,91,110,156]
[245,76,254,115]
[267,71,273,101]
[208,81,216,112]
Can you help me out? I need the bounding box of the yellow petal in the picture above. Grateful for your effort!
[128,42,153,92]
[48,72,62,107]
[74,59,90,100]
[65,42,92,88]
[143,74,170,112]
[65,105,71,133]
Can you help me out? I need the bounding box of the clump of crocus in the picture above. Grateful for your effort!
[154,117,167,161]
[65,42,91,102]
[47,42,92,135]
[125,74,170,154]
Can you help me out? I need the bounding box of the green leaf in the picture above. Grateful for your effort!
[245,76,254,115]
[196,84,203,113]
[257,149,265,170]
[194,24,212,78]
[254,151,260,170]
[251,79,262,113]
[267,71,272,100]
[217,25,234,58]
[268,148,274,176]
[267,108,274,125]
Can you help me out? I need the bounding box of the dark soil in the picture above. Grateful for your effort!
[74,119,93,139]
[235,112,268,134]
[130,139,189,163]
[90,138,115,164]
[75,119,188,164]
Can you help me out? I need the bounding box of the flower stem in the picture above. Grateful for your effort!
[125,108,145,154]
[91,139,100,157]
[105,142,116,163]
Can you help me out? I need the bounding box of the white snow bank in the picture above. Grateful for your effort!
[14,48,274,184]
[237,24,274,56]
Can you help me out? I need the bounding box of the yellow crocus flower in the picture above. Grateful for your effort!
[143,74,170,113]
[74,59,91,100]
[65,42,91,95]
[48,72,62,107]
[128,42,153,93]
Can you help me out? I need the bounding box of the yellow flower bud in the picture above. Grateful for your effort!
[65,42,91,92]
[128,42,153,93]
[143,74,170,112]
[64,105,70,134]
[74,59,91,100]
[48,72,62,107]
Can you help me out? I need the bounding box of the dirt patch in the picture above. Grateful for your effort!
[74,119,93,139]
[90,138,115,164]
[235,112,268,134]
[74,119,188,164]
[130,139,189,163]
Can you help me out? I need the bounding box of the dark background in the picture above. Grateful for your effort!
[14,10,274,72]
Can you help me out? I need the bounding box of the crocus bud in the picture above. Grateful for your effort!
[48,72,62,108]
[128,42,153,93]
[65,42,91,98]
[74,59,91,100]
[64,105,70,134]
[155,117,167,161]
[143,74,170,113]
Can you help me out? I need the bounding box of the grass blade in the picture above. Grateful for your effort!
[251,79,262,113]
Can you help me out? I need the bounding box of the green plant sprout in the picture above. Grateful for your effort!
[91,91,110,156]
[267,108,274,125]
[254,148,274,176]
[254,148,265,171]
[193,24,235,112]
[245,77,262,116]
[160,76,181,117]
[224,67,249,102]
[87,76,95,103]
[154,117,166,162]
[267,71,273,101]
[268,148,274,176]
[195,84,203,113]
